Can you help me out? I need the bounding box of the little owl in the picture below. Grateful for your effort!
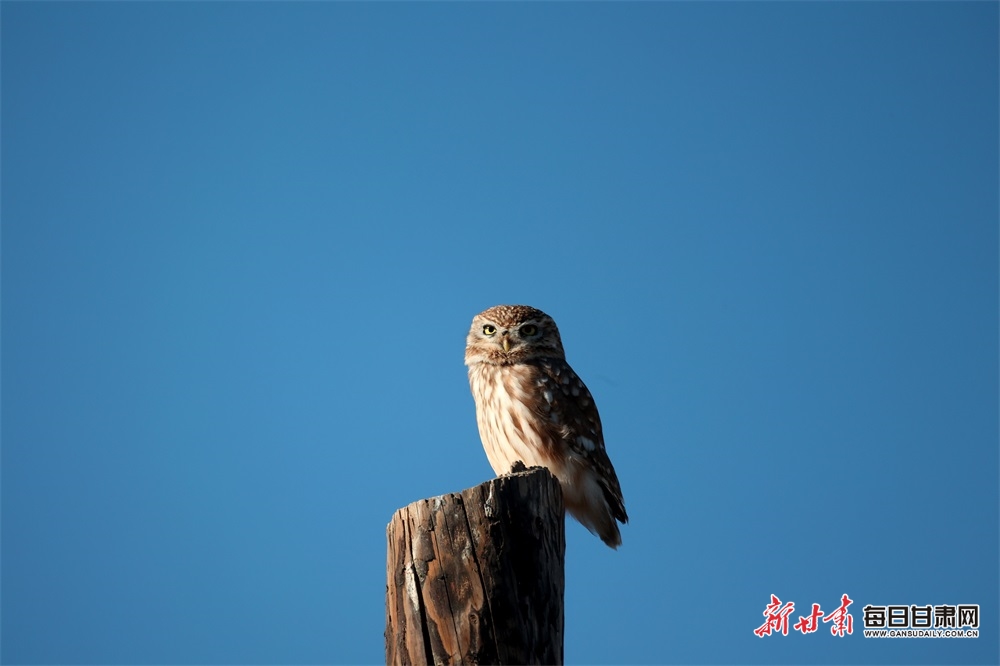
[465,304,628,548]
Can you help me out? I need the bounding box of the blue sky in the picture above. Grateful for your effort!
[2,2,997,664]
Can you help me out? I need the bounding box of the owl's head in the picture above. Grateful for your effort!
[465,304,565,366]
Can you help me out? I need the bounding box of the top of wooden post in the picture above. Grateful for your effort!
[386,466,566,665]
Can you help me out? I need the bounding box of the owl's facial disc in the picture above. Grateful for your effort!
[466,306,566,367]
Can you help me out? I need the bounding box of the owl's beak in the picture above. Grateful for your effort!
[501,337,511,352]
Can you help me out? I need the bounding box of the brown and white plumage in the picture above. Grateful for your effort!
[465,304,628,548]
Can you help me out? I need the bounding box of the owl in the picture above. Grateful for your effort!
[465,304,628,548]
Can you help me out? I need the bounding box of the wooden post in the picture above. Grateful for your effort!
[385,466,565,665]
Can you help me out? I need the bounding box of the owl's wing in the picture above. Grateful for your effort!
[530,358,628,525]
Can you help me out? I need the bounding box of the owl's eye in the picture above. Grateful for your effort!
[483,325,497,336]
[520,324,539,336]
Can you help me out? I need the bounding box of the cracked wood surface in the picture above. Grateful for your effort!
[385,466,565,665]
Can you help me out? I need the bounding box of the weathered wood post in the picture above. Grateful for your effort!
[385,466,565,665]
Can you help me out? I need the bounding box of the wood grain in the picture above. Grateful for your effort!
[386,466,565,665]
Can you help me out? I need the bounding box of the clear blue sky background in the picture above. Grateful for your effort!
[3,3,997,665]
